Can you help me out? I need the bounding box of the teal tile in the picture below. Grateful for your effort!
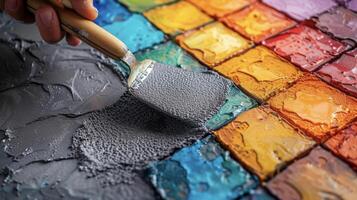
[149,136,259,200]
[206,85,258,131]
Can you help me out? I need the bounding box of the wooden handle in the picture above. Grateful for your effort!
[27,0,130,61]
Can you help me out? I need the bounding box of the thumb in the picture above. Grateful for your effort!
[70,0,97,20]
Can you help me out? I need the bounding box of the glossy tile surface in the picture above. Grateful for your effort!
[268,74,357,142]
[94,0,132,26]
[103,14,165,52]
[268,147,357,200]
[215,46,302,100]
[315,7,357,42]
[215,107,315,180]
[263,25,350,72]
[206,85,258,130]
[221,3,296,42]
[187,0,256,18]
[325,121,357,169]
[149,136,258,200]
[317,48,357,98]
[135,41,206,72]
[118,0,176,12]
[177,22,254,67]
[144,1,212,35]
[262,0,337,21]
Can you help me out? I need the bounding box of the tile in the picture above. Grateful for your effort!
[94,0,132,26]
[148,136,259,200]
[267,147,357,200]
[325,121,357,169]
[187,0,256,18]
[215,46,302,100]
[144,1,212,35]
[262,0,337,21]
[214,107,315,180]
[263,25,350,72]
[103,14,165,53]
[268,74,357,142]
[177,22,254,67]
[206,85,258,131]
[135,41,206,72]
[117,41,206,79]
[317,49,357,98]
[221,3,296,42]
[336,0,357,12]
[118,0,176,12]
[315,7,357,42]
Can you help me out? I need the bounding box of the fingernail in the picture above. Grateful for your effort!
[5,0,18,11]
[39,9,54,28]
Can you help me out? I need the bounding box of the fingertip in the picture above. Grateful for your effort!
[66,34,81,46]
[36,5,64,44]
[70,0,98,20]
[5,0,34,22]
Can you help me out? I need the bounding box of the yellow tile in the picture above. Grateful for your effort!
[144,1,212,35]
[177,22,253,67]
[214,46,302,100]
[214,107,315,180]
[187,0,256,18]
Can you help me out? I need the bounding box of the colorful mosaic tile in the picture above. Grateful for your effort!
[187,0,256,18]
[263,25,350,72]
[215,46,302,101]
[268,147,357,200]
[94,0,132,26]
[206,85,258,130]
[317,48,357,98]
[335,0,357,12]
[262,0,337,21]
[135,41,206,72]
[103,14,165,53]
[148,136,259,200]
[144,1,212,35]
[268,74,357,142]
[177,22,254,67]
[325,121,357,170]
[221,3,296,42]
[315,7,357,42]
[118,0,177,12]
[215,107,315,180]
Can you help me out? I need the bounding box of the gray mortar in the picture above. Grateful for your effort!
[131,62,231,126]
[72,92,207,185]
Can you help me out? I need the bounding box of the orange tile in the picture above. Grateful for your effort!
[177,22,253,67]
[214,46,302,100]
[214,106,315,180]
[221,3,296,42]
[325,121,357,170]
[187,0,256,18]
[268,74,357,142]
[268,147,357,200]
[144,1,212,35]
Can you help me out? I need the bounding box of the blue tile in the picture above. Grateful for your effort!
[94,0,132,26]
[149,136,259,200]
[103,14,165,53]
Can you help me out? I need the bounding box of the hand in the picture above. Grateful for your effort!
[2,0,98,46]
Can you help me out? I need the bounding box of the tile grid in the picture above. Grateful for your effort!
[100,0,357,199]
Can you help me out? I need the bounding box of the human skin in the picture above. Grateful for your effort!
[2,0,98,46]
